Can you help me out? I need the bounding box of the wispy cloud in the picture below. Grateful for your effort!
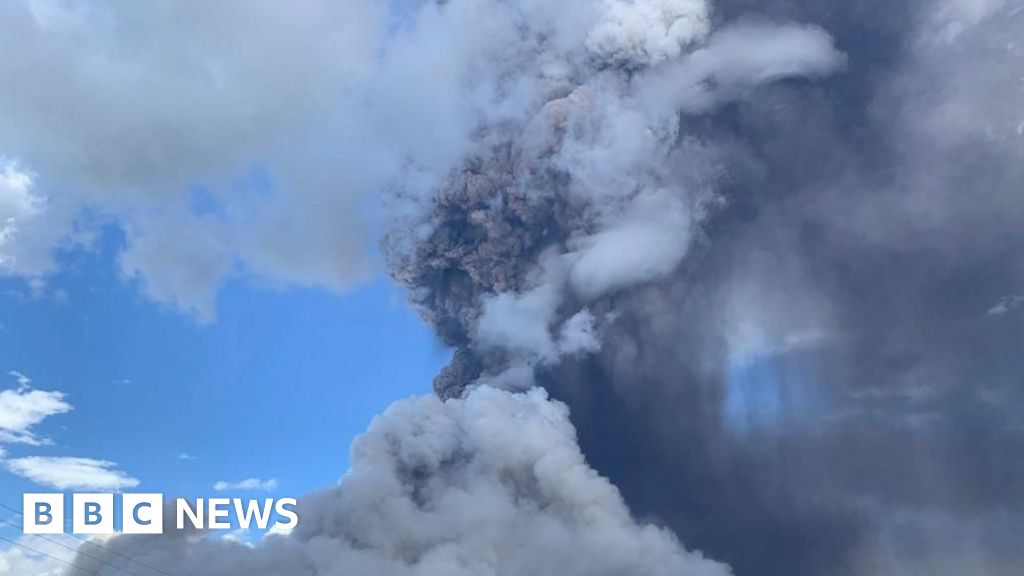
[7,370,31,387]
[0,372,71,445]
[0,372,140,493]
[177,452,197,461]
[987,294,1024,316]
[5,456,139,491]
[213,478,278,492]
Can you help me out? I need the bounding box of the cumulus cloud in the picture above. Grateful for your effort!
[5,456,139,491]
[70,387,730,576]
[0,0,391,318]
[214,478,279,492]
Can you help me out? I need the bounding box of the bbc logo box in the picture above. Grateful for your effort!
[23,494,299,535]
[23,493,163,535]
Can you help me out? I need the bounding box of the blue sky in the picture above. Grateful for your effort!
[0,0,457,541]
[0,226,447,512]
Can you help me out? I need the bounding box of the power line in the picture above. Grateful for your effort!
[0,516,146,576]
[75,539,175,576]
[0,503,171,576]
[0,503,175,576]
[0,533,105,576]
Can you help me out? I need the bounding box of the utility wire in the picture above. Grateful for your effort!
[0,516,146,576]
[0,503,175,576]
[0,533,106,576]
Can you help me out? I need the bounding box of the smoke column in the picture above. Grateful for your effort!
[70,0,1024,574]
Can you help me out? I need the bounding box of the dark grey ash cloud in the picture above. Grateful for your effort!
[60,0,1024,575]
[386,0,1024,574]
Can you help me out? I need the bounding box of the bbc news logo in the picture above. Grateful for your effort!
[23,493,299,535]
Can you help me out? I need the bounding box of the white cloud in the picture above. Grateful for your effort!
[0,159,50,277]
[0,0,391,319]
[177,452,197,461]
[5,456,139,491]
[0,376,71,445]
[213,477,278,492]
[0,374,140,492]
[264,520,294,538]
[219,529,257,547]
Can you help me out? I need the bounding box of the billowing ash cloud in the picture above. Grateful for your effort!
[385,7,844,396]
[66,0,1024,574]
[384,0,1024,574]
[67,388,729,576]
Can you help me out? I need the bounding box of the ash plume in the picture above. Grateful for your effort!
[65,0,1024,575]
[67,388,730,576]
[385,0,1024,574]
